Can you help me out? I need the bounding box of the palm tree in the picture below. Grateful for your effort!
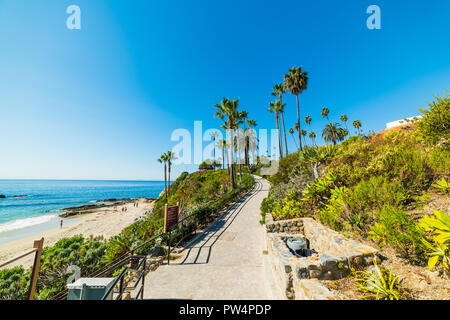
[272,83,288,156]
[322,123,346,145]
[247,119,257,165]
[305,115,313,131]
[157,153,168,202]
[289,128,298,149]
[321,107,338,142]
[240,111,249,166]
[305,115,314,144]
[166,151,176,196]
[217,139,226,170]
[353,120,362,135]
[340,114,348,130]
[300,129,307,148]
[214,98,238,188]
[308,131,316,145]
[268,100,285,159]
[283,67,308,151]
[210,131,218,164]
[234,110,246,182]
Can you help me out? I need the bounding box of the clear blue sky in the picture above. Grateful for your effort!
[0,0,449,180]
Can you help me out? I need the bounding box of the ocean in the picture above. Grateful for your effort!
[0,180,165,244]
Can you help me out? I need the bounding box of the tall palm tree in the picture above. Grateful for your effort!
[166,151,176,196]
[272,83,288,156]
[353,120,362,135]
[283,66,308,151]
[322,123,346,145]
[247,119,257,165]
[268,100,285,159]
[321,107,338,142]
[300,129,307,147]
[305,115,314,144]
[239,111,249,166]
[340,114,348,130]
[157,153,168,202]
[214,98,238,188]
[210,131,218,164]
[305,115,313,131]
[278,102,289,156]
[234,110,246,182]
[308,131,316,145]
[289,128,298,150]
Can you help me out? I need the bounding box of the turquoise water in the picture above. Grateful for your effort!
[0,180,165,238]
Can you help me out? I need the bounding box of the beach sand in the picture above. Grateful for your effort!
[0,198,155,270]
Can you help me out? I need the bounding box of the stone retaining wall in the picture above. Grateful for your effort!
[263,215,379,300]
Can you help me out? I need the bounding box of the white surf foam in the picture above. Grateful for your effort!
[0,214,58,233]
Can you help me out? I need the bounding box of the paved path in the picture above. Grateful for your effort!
[142,176,272,300]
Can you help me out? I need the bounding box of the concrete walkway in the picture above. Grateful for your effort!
[142,176,272,300]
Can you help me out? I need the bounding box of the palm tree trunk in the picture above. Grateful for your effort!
[228,121,236,189]
[168,162,171,196]
[276,114,282,159]
[281,112,288,156]
[296,95,302,151]
[291,133,298,150]
[222,146,225,170]
[250,126,256,165]
[213,137,216,164]
[164,163,167,203]
[236,128,242,182]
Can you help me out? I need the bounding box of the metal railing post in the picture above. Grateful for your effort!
[119,274,124,300]
[141,259,146,300]
[167,232,171,265]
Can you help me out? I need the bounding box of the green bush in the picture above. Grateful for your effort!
[369,206,425,261]
[416,93,450,147]
[37,235,108,300]
[0,266,31,300]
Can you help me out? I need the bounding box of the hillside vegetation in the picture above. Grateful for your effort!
[261,94,449,298]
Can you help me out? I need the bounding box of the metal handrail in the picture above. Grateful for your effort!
[72,176,255,300]
[102,267,128,300]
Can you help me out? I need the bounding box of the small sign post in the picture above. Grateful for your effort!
[164,203,179,265]
[164,203,179,233]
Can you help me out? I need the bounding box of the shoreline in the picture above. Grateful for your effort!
[0,197,156,270]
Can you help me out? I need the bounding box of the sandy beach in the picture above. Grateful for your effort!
[0,198,155,270]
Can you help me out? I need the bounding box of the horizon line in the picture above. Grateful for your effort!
[0,178,165,182]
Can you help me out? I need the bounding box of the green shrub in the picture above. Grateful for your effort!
[0,266,31,300]
[369,206,424,261]
[344,177,409,213]
[271,191,304,220]
[416,93,450,147]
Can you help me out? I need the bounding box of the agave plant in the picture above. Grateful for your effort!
[352,260,406,300]
[432,178,450,195]
[419,209,450,271]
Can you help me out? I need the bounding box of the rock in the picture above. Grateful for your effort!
[149,246,165,258]
[0,195,5,199]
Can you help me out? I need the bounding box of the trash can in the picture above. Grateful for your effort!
[67,278,116,300]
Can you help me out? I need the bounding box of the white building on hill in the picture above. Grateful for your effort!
[386,115,423,129]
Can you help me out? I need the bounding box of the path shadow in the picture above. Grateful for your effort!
[172,181,262,265]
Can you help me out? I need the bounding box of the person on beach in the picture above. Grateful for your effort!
[60,220,63,228]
